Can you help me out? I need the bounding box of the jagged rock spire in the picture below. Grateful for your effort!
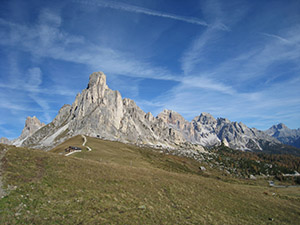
[13,116,45,146]
[87,72,107,89]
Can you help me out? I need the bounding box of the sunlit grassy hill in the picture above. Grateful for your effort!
[0,136,300,224]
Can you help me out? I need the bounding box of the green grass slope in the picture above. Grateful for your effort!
[0,137,300,224]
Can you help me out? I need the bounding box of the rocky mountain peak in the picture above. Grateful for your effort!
[218,118,230,124]
[13,116,45,146]
[266,123,290,136]
[194,112,217,124]
[0,137,11,145]
[87,71,107,89]
[24,116,44,128]
[275,123,288,130]
[157,109,188,130]
[145,112,155,122]
[265,123,300,148]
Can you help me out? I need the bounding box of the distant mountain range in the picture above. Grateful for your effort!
[1,72,299,154]
[265,123,300,148]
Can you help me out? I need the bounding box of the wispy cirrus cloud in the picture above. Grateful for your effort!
[25,68,53,122]
[147,74,300,129]
[181,75,235,95]
[261,31,300,48]
[155,22,300,129]
[0,12,178,82]
[206,26,300,84]
[0,81,79,97]
[180,0,233,75]
[0,9,180,128]
[1,0,299,137]
[0,66,53,123]
[261,33,292,44]
[180,28,220,75]
[75,0,210,27]
[152,0,300,128]
[0,99,48,113]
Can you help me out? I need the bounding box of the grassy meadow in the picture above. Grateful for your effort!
[0,136,299,224]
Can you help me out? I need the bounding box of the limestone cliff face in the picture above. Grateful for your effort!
[156,110,194,144]
[23,72,188,149]
[67,72,124,138]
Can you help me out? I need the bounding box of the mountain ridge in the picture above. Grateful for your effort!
[2,71,299,153]
[265,123,300,148]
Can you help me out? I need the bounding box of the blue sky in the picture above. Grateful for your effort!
[0,0,300,139]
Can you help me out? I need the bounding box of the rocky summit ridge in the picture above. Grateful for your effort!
[5,72,292,152]
[265,123,300,148]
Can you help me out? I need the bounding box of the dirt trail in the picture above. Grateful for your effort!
[81,135,92,151]
[65,150,82,156]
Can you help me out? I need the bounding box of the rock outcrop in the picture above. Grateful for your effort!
[13,116,45,146]
[0,137,11,145]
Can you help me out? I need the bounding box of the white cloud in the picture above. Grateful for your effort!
[75,0,209,27]
[0,13,178,82]
[0,2,299,132]
[29,94,52,123]
[180,0,232,75]
[151,9,300,127]
[212,26,300,83]
[38,8,62,27]
[26,67,42,88]
[262,33,292,44]
[0,9,182,128]
[181,28,219,75]
[182,76,235,95]
[22,67,53,122]
[261,29,300,48]
[0,56,59,123]
[0,82,77,97]
[151,71,300,129]
[0,100,45,112]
